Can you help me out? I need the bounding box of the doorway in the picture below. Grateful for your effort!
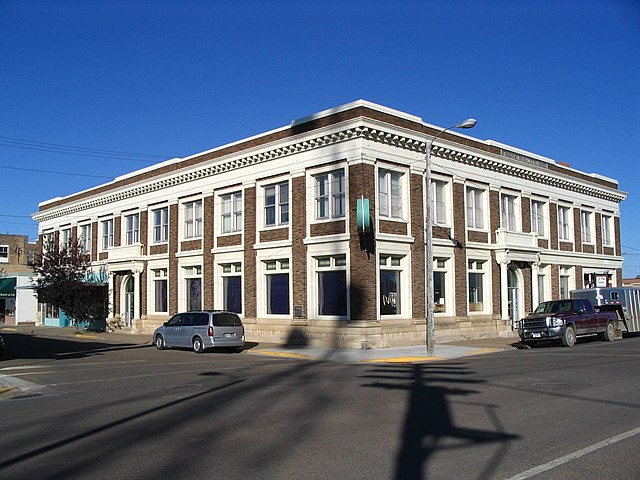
[507,267,521,323]
[123,276,134,327]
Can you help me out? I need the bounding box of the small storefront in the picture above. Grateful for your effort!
[0,277,17,324]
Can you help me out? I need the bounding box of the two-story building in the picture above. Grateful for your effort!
[32,101,625,347]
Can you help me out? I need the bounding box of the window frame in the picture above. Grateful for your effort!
[152,268,168,314]
[183,199,203,239]
[430,178,450,226]
[125,212,140,246]
[466,186,486,230]
[80,223,92,253]
[0,245,8,263]
[557,205,572,242]
[378,168,405,220]
[152,206,169,245]
[500,193,518,231]
[580,210,594,244]
[262,258,290,316]
[314,254,348,318]
[101,219,114,251]
[602,214,613,247]
[314,169,345,221]
[468,259,488,314]
[531,199,547,237]
[221,191,243,234]
[263,181,289,228]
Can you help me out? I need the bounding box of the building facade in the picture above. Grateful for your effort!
[33,101,625,347]
[0,234,38,325]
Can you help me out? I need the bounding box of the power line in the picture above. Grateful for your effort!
[0,164,112,179]
[0,135,170,163]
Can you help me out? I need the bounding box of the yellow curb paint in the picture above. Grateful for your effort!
[468,348,500,356]
[2,328,17,332]
[74,333,97,339]
[250,350,312,360]
[0,387,15,395]
[364,356,441,363]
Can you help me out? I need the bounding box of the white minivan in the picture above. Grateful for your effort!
[154,311,245,353]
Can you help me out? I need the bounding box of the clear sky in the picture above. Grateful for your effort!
[1,0,639,276]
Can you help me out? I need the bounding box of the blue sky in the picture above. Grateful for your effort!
[1,0,639,276]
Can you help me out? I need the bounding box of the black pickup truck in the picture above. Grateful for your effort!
[517,298,618,347]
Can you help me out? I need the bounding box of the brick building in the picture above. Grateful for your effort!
[33,101,625,346]
[0,234,38,324]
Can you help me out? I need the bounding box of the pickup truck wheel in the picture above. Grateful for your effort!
[561,325,576,347]
[603,322,616,342]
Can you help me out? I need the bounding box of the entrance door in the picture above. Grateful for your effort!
[124,276,134,327]
[507,268,520,323]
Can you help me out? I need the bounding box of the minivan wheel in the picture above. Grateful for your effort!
[193,337,205,353]
[155,335,165,350]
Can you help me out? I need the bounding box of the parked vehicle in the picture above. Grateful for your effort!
[571,287,640,333]
[154,311,245,353]
[516,298,618,347]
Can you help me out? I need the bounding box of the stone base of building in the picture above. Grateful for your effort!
[130,315,517,349]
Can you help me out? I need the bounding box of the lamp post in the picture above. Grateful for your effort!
[425,118,477,356]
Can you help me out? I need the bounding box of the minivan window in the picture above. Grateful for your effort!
[192,312,209,326]
[166,314,181,327]
[213,313,242,326]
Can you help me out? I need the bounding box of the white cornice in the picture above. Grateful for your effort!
[33,124,626,223]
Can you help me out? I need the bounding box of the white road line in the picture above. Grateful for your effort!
[506,426,640,480]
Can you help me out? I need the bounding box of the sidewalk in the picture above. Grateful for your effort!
[0,325,521,364]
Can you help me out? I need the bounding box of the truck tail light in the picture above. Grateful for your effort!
[208,326,214,337]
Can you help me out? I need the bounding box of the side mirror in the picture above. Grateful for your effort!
[163,321,168,327]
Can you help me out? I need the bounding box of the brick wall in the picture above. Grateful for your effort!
[244,186,257,318]
[349,162,377,321]
[292,176,307,318]
[452,182,467,316]
[410,172,425,319]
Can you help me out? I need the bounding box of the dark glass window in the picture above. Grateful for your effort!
[267,273,289,314]
[380,270,400,315]
[318,271,347,316]
[224,276,242,314]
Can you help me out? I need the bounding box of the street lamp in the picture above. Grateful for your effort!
[425,118,477,356]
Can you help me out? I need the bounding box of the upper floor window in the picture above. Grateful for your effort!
[501,193,517,231]
[125,213,140,245]
[265,182,289,227]
[379,170,403,219]
[80,224,92,253]
[602,214,613,247]
[101,219,114,250]
[431,180,448,226]
[557,205,571,241]
[0,245,8,263]
[531,200,546,237]
[221,192,243,233]
[184,200,203,239]
[466,187,485,229]
[315,170,345,220]
[580,210,593,244]
[152,207,169,244]
[60,228,71,248]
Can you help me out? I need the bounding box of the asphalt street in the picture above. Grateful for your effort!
[1,330,640,480]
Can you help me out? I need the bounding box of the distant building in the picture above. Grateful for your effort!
[622,277,640,287]
[0,234,38,325]
[33,101,626,346]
